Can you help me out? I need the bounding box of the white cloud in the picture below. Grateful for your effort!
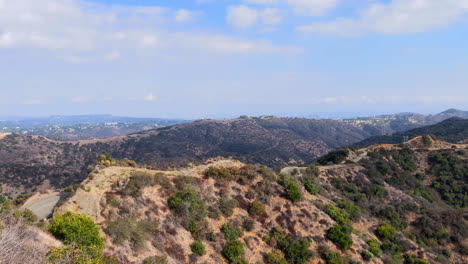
[144,93,156,102]
[175,9,195,23]
[227,5,259,28]
[244,0,278,4]
[287,0,338,16]
[261,8,283,25]
[227,6,283,28]
[297,0,468,35]
[0,0,299,62]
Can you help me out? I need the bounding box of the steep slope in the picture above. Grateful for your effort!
[51,138,467,264]
[353,117,468,148]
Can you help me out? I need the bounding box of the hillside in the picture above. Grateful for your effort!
[3,137,465,263]
[343,109,468,134]
[0,117,377,195]
[353,117,468,148]
[1,116,468,197]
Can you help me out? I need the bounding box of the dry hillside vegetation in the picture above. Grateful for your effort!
[51,137,467,264]
[1,117,467,197]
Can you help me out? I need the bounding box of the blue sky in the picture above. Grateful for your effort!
[0,0,467,118]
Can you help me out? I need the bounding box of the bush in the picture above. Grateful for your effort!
[242,217,255,231]
[105,218,159,250]
[219,196,239,217]
[222,240,245,263]
[279,237,312,264]
[204,166,236,181]
[326,224,353,251]
[47,245,104,264]
[221,223,243,241]
[321,250,346,264]
[191,241,206,256]
[248,200,266,216]
[376,223,396,240]
[361,250,373,261]
[367,239,382,257]
[279,175,302,203]
[142,255,168,264]
[304,164,320,177]
[264,250,288,264]
[325,205,350,225]
[49,212,104,250]
[168,186,206,216]
[303,179,317,195]
[403,254,428,264]
[317,149,350,165]
[263,228,312,264]
[422,136,432,145]
[336,200,361,220]
[122,172,157,197]
[429,151,467,207]
[19,209,38,224]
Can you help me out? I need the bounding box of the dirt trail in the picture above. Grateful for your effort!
[22,192,64,219]
[0,133,11,139]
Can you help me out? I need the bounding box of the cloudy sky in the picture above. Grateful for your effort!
[1,0,467,118]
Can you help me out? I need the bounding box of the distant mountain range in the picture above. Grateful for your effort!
[352,117,468,148]
[0,109,467,141]
[0,110,467,195]
[0,115,189,141]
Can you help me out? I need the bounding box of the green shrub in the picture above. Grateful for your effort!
[142,255,168,264]
[321,251,346,264]
[279,237,312,264]
[248,200,266,216]
[19,209,38,224]
[204,166,236,181]
[429,151,467,207]
[222,240,245,263]
[361,250,373,261]
[168,186,206,216]
[263,228,312,264]
[325,205,350,225]
[317,149,350,165]
[367,239,382,257]
[279,175,302,203]
[222,222,243,240]
[336,200,361,220]
[376,223,396,240]
[264,250,288,264]
[49,212,104,250]
[303,179,317,195]
[403,253,428,264]
[191,240,206,256]
[422,136,432,145]
[326,224,353,251]
[304,164,320,177]
[47,245,104,264]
